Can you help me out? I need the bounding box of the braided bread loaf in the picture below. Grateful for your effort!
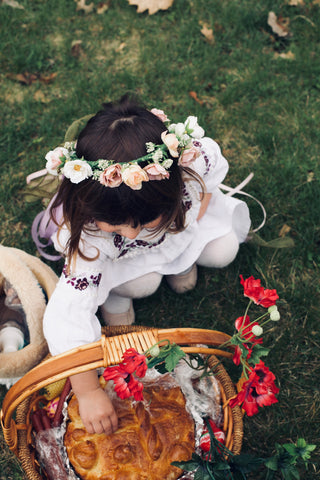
[64,381,195,480]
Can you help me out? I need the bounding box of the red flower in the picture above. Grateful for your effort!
[103,348,147,401]
[240,275,279,308]
[126,375,144,401]
[200,419,225,453]
[232,316,263,366]
[233,344,252,366]
[103,366,145,401]
[120,348,148,378]
[234,316,263,344]
[229,360,279,416]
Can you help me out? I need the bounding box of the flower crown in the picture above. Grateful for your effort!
[45,109,205,190]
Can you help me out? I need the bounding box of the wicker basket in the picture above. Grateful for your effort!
[1,326,243,480]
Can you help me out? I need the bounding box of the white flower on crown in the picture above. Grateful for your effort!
[63,160,93,184]
[185,116,205,138]
[162,158,173,169]
[146,142,156,153]
[152,149,163,162]
[45,147,68,175]
[172,122,186,138]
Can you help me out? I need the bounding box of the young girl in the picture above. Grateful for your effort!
[43,95,251,436]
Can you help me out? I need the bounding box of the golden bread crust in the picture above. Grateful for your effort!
[64,383,195,480]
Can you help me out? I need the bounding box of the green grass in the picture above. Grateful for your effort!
[0,0,319,478]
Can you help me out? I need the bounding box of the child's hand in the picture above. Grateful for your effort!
[77,387,118,435]
[70,370,118,435]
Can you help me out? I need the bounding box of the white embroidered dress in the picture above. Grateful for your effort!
[43,138,251,355]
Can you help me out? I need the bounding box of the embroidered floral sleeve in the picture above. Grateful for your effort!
[192,137,229,192]
[62,264,102,291]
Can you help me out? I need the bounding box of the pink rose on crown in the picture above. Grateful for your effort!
[144,163,170,181]
[178,145,200,167]
[99,164,122,187]
[122,164,149,190]
[150,108,169,123]
[45,147,68,175]
[161,131,180,158]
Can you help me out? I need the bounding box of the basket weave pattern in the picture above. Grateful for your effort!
[1,326,243,480]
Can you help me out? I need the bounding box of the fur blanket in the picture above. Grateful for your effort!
[0,245,58,386]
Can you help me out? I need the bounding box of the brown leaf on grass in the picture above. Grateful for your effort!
[71,40,85,58]
[75,0,94,13]
[39,72,58,84]
[11,72,38,85]
[307,171,314,182]
[200,23,215,44]
[274,50,295,60]
[6,72,57,85]
[127,0,174,15]
[189,91,204,105]
[2,0,24,8]
[116,42,126,53]
[287,0,304,5]
[279,224,291,237]
[267,11,290,37]
[97,2,110,14]
[33,90,51,104]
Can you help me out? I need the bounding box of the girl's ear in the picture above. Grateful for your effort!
[64,114,95,143]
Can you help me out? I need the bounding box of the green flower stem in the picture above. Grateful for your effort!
[240,299,253,328]
[240,357,251,378]
[144,339,170,358]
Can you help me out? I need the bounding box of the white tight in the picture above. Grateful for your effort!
[196,230,239,268]
[102,230,239,313]
[103,272,163,314]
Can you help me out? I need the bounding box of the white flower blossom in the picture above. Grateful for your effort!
[146,142,155,153]
[162,159,173,169]
[64,141,76,150]
[63,160,93,184]
[185,116,205,138]
[152,149,163,162]
[168,123,176,133]
[252,325,263,336]
[270,310,280,321]
[173,122,186,138]
[98,160,111,169]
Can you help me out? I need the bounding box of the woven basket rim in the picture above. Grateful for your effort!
[2,326,243,480]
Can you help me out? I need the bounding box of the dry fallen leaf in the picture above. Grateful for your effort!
[288,0,304,5]
[127,0,174,15]
[2,0,24,8]
[97,2,109,14]
[71,40,85,58]
[75,0,94,13]
[189,91,204,105]
[274,51,295,60]
[279,224,291,237]
[33,90,51,104]
[6,71,57,85]
[116,42,126,53]
[307,171,314,182]
[38,72,57,84]
[200,23,215,44]
[267,11,290,37]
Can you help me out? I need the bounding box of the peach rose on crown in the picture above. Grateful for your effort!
[44,110,205,190]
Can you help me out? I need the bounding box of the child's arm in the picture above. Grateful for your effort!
[70,370,118,435]
[197,193,212,220]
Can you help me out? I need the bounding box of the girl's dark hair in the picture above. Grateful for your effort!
[51,94,204,263]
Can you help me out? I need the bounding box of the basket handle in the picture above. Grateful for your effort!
[1,327,232,452]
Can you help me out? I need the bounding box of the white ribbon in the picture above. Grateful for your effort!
[219,173,266,233]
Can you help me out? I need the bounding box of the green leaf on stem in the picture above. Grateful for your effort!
[248,344,270,365]
[147,341,186,372]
